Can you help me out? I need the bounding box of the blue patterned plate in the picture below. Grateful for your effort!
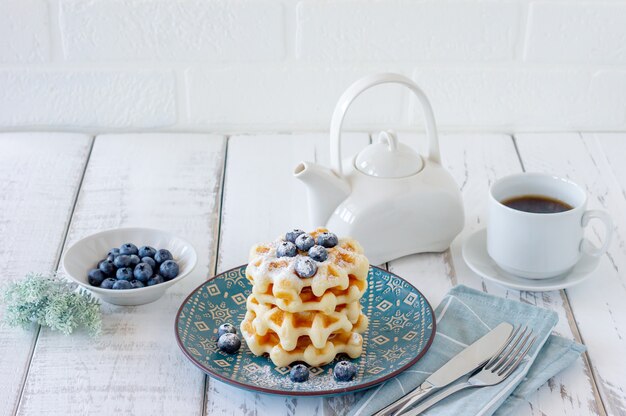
[175,265,435,396]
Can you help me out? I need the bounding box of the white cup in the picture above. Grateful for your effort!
[487,173,613,279]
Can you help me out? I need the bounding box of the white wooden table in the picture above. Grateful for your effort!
[1,132,625,416]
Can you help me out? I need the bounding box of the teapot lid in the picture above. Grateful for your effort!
[355,131,424,178]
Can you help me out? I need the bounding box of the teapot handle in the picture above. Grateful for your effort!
[330,73,440,175]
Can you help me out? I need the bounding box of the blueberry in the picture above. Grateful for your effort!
[285,229,305,243]
[277,241,297,258]
[112,280,132,290]
[100,277,117,289]
[141,257,156,269]
[289,364,309,383]
[154,249,173,264]
[295,256,317,278]
[317,232,338,248]
[133,263,153,283]
[130,280,145,289]
[217,333,241,354]
[333,360,357,381]
[113,255,132,268]
[138,245,157,258]
[88,269,105,286]
[108,248,121,258]
[106,254,116,262]
[308,245,328,262]
[159,260,179,280]
[295,234,315,251]
[218,323,237,338]
[119,243,138,256]
[147,275,164,286]
[98,259,116,276]
[129,254,141,266]
[116,267,133,281]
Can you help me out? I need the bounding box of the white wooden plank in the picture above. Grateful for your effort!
[210,133,370,415]
[388,133,602,416]
[0,132,92,416]
[17,133,226,416]
[593,133,626,201]
[517,132,626,416]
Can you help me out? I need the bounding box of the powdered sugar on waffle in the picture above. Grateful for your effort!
[245,229,369,298]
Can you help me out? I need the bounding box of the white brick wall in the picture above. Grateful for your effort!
[412,69,626,129]
[186,66,408,129]
[59,0,285,61]
[1,0,626,132]
[0,70,176,128]
[296,1,521,62]
[0,0,50,63]
[525,2,626,64]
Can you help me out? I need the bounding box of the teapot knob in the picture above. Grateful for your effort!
[378,130,399,152]
[355,128,424,177]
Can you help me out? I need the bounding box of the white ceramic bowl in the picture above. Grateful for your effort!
[63,228,197,306]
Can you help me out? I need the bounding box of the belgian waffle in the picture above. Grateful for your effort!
[241,316,367,367]
[244,294,368,350]
[246,228,369,300]
[252,275,367,314]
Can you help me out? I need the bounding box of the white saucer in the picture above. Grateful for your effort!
[462,228,600,292]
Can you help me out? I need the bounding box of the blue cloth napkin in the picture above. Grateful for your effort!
[348,285,586,416]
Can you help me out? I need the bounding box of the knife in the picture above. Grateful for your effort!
[373,322,513,416]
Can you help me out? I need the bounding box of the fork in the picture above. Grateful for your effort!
[396,325,537,416]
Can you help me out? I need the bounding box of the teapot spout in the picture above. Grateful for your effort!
[294,162,350,226]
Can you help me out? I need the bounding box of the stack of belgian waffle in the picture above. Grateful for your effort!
[240,228,370,367]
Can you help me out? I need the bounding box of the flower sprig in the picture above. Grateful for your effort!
[1,273,101,336]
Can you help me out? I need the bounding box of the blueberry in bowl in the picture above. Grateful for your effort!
[129,254,141,267]
[159,260,179,281]
[155,249,173,265]
[116,267,134,281]
[113,255,132,268]
[133,263,153,283]
[138,245,156,259]
[141,257,156,269]
[100,277,117,289]
[112,280,132,290]
[62,228,197,306]
[99,259,116,276]
[147,274,164,286]
[120,243,139,256]
[130,280,145,289]
[92,245,181,292]
[87,269,105,286]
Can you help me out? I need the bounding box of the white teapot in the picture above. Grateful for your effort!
[294,73,464,265]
